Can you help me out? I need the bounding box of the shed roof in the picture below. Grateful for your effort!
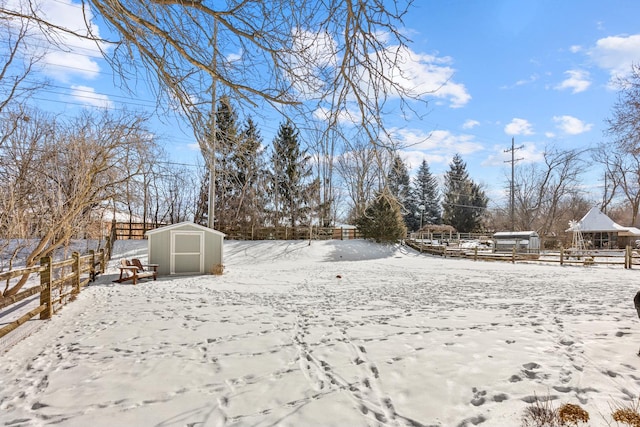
[493,231,539,238]
[145,221,226,237]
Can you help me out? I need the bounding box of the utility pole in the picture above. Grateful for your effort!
[504,137,523,231]
[208,18,218,229]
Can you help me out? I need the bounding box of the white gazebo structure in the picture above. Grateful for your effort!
[568,207,640,249]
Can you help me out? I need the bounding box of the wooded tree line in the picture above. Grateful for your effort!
[4,64,640,270]
[3,1,640,295]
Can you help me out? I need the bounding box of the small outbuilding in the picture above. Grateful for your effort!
[145,222,225,275]
[568,207,640,249]
[493,231,540,253]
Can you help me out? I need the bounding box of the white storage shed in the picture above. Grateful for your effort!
[145,222,225,275]
[493,231,540,253]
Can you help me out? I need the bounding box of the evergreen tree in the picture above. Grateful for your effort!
[212,96,240,230]
[355,189,407,243]
[387,154,419,231]
[193,165,210,226]
[234,117,267,228]
[197,98,271,232]
[442,154,487,233]
[270,121,316,226]
[412,159,441,227]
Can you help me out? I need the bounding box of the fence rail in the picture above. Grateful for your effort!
[405,239,640,268]
[0,250,106,341]
[113,222,362,241]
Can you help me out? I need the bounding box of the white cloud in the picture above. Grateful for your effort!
[569,45,582,53]
[6,0,107,82]
[504,118,534,136]
[287,29,340,98]
[389,46,471,108]
[515,74,539,87]
[462,119,480,129]
[483,143,544,167]
[44,51,101,81]
[290,29,471,109]
[70,85,113,108]
[393,128,483,167]
[553,115,593,135]
[313,106,361,126]
[590,34,640,79]
[555,70,591,93]
[500,74,539,90]
[226,50,243,63]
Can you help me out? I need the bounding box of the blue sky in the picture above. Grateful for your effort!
[393,0,640,204]
[15,0,640,207]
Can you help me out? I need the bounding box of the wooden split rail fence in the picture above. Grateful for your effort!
[405,240,640,268]
[0,250,106,341]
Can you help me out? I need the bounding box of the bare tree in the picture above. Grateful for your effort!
[1,0,426,150]
[592,144,640,225]
[306,122,339,227]
[0,109,53,273]
[606,64,640,154]
[0,11,48,117]
[512,147,587,245]
[597,64,640,224]
[592,143,622,214]
[0,109,154,296]
[336,135,384,223]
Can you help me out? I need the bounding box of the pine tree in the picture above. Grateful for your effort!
[201,99,269,232]
[413,159,441,227]
[442,154,487,233]
[355,189,407,243]
[387,154,419,231]
[193,165,210,226]
[270,121,316,226]
[234,117,266,228]
[212,96,240,230]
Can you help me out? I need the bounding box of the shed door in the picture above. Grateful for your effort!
[170,231,204,274]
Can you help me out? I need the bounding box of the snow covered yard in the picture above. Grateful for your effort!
[1,239,640,426]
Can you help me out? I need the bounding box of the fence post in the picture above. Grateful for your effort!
[40,256,53,320]
[511,246,516,264]
[474,246,478,261]
[99,249,106,274]
[89,250,95,281]
[72,251,81,296]
[626,245,632,269]
[560,246,564,266]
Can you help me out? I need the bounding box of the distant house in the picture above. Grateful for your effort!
[569,207,640,249]
[145,222,225,275]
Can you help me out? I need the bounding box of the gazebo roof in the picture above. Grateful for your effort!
[418,224,457,233]
[570,207,640,236]
[574,207,629,233]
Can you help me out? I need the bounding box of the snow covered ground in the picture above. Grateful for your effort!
[1,239,640,426]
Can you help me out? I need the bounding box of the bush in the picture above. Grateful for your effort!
[211,264,224,275]
[521,395,589,427]
[355,190,407,243]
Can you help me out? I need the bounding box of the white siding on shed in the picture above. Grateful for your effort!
[146,222,225,275]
